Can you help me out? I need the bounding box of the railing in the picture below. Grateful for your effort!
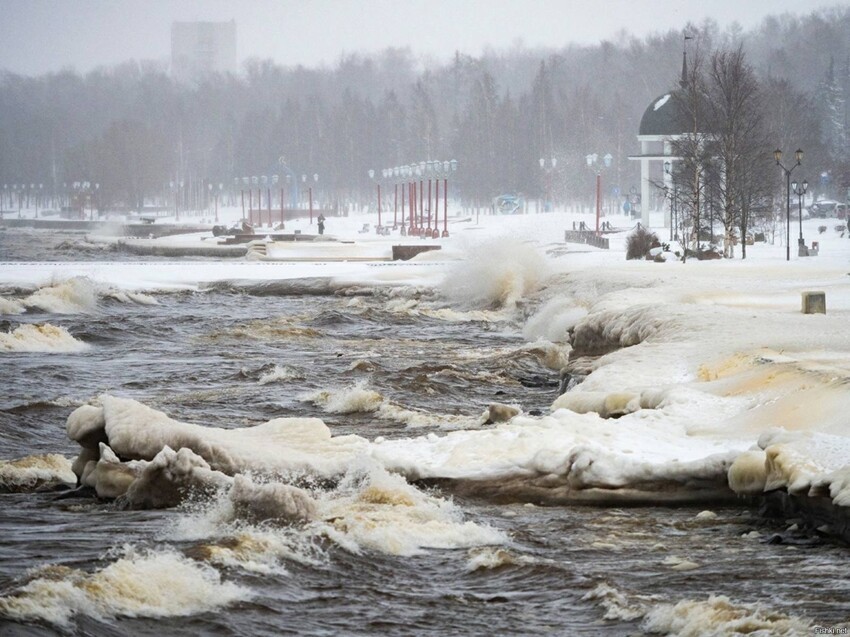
[564,230,610,249]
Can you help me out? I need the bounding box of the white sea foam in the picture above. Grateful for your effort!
[258,364,305,385]
[183,526,324,574]
[641,594,811,636]
[305,381,384,414]
[0,323,89,353]
[103,290,160,305]
[19,277,99,314]
[3,277,160,316]
[314,462,506,556]
[0,296,26,315]
[581,582,649,621]
[165,461,503,567]
[0,547,250,627]
[304,381,482,430]
[465,547,540,571]
[0,454,76,492]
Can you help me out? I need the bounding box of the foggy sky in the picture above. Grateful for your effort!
[0,0,835,76]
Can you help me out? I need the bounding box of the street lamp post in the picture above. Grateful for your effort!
[418,162,425,234]
[426,161,433,235]
[774,148,803,261]
[368,169,382,230]
[586,153,613,234]
[792,178,808,250]
[664,161,679,242]
[392,167,399,230]
[443,160,456,237]
[399,166,407,235]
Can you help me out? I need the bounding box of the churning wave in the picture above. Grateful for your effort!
[0,547,250,627]
[0,277,158,315]
[0,323,89,353]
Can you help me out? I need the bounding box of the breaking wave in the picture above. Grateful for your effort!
[313,462,506,556]
[0,323,89,353]
[174,463,506,561]
[0,547,250,627]
[258,364,306,385]
[303,381,483,429]
[0,297,26,315]
[19,277,98,313]
[0,277,159,316]
[641,594,812,636]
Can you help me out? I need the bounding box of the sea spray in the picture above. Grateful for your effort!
[439,238,549,310]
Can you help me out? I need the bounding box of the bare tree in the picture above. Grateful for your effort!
[705,46,771,258]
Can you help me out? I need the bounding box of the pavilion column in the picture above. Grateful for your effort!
[641,158,651,227]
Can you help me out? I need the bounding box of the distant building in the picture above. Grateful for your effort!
[629,45,704,229]
[171,20,237,82]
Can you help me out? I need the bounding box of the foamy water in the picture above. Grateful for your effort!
[0,323,89,352]
[0,547,251,627]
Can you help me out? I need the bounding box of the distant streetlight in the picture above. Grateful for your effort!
[368,169,382,229]
[774,148,803,261]
[791,178,808,251]
[586,152,613,234]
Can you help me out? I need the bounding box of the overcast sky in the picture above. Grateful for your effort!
[0,0,836,76]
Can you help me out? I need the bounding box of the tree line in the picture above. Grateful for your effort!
[0,6,848,215]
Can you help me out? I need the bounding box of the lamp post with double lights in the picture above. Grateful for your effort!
[586,153,613,234]
[792,178,808,250]
[774,148,803,261]
[539,157,557,212]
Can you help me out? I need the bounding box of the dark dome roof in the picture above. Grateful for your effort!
[639,93,690,136]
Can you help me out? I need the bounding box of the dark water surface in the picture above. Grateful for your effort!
[1,235,848,635]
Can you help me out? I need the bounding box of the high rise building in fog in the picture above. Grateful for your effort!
[171,20,237,82]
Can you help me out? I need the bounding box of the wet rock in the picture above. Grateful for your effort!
[484,403,520,425]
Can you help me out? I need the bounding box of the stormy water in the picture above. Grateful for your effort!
[1,228,848,635]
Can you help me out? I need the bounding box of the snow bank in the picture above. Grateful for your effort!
[0,454,76,492]
[67,395,369,481]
